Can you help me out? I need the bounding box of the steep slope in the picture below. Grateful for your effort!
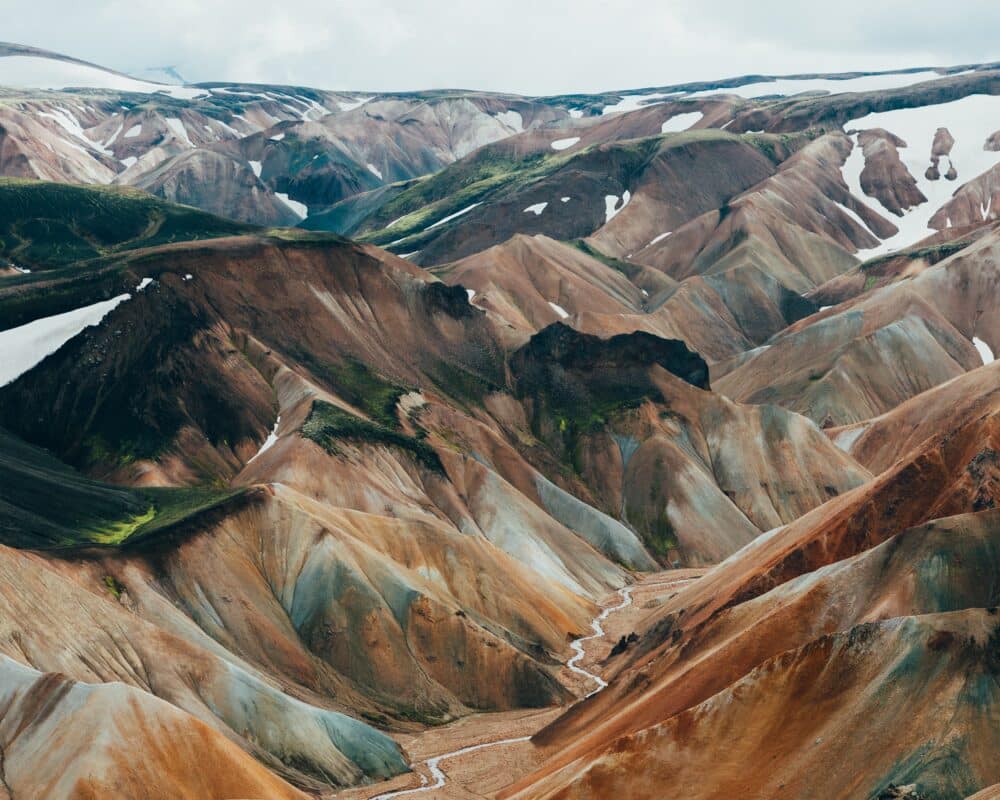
[717,226,1000,426]
[521,610,999,800]
[0,656,312,800]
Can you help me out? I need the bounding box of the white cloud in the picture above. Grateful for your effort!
[3,0,996,95]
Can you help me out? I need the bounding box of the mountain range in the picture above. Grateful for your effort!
[0,42,998,800]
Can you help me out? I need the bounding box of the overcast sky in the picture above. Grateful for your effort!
[3,0,998,94]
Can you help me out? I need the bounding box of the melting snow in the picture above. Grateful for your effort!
[275,193,308,220]
[843,95,1000,256]
[494,110,524,132]
[124,124,142,138]
[366,163,383,180]
[551,137,580,151]
[661,111,704,133]
[523,202,548,216]
[548,301,570,319]
[974,337,995,364]
[249,160,262,178]
[247,416,281,463]
[424,202,482,231]
[38,107,113,156]
[604,191,631,223]
[0,294,131,387]
[688,70,945,100]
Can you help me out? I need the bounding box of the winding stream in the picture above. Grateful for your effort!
[369,585,635,799]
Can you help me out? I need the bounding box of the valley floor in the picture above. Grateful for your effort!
[336,570,704,800]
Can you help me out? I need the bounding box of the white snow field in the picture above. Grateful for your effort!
[841,94,1000,256]
[0,55,204,99]
[689,70,945,99]
[0,294,131,387]
[523,202,548,216]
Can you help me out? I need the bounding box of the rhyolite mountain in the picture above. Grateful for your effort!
[0,42,998,800]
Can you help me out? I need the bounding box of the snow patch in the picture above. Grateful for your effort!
[551,136,580,151]
[270,132,286,141]
[247,416,281,464]
[248,160,262,178]
[366,163,383,180]
[604,190,631,223]
[164,117,192,146]
[602,93,671,115]
[124,124,142,138]
[0,294,131,387]
[523,202,548,216]
[38,107,113,156]
[424,202,482,231]
[568,108,584,119]
[647,231,672,247]
[548,301,570,319]
[120,156,137,168]
[466,289,476,302]
[275,192,308,220]
[136,277,154,291]
[661,111,704,133]
[560,196,571,203]
[974,337,995,364]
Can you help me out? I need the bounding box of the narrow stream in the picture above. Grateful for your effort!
[369,585,634,799]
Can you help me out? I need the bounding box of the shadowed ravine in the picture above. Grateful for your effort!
[362,575,696,799]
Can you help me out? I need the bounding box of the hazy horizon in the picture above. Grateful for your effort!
[3,0,998,95]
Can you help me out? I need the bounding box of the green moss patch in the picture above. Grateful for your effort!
[0,178,255,272]
[301,400,443,473]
